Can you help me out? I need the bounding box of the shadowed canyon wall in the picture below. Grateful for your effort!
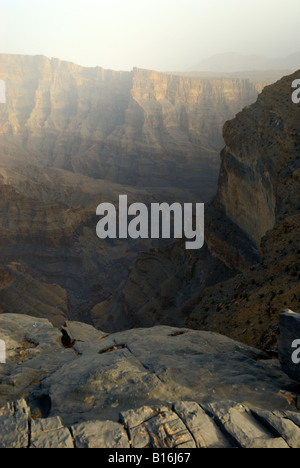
[1,54,293,341]
[92,71,300,348]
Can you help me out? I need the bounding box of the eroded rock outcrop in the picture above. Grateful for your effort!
[93,71,300,348]
[0,313,300,448]
[0,53,262,326]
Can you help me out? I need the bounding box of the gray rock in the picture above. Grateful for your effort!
[282,410,300,428]
[0,314,77,408]
[0,314,300,448]
[0,400,30,448]
[0,314,296,427]
[1,397,300,448]
[203,401,289,448]
[120,406,196,448]
[62,321,107,344]
[251,409,300,448]
[173,401,231,448]
[71,420,130,448]
[40,325,294,425]
[30,416,74,449]
[279,310,300,382]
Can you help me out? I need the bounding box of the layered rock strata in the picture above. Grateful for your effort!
[0,54,259,198]
[0,53,262,325]
[93,71,300,348]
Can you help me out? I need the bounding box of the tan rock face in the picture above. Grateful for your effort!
[93,71,300,348]
[216,72,300,246]
[0,53,263,326]
[0,185,90,247]
[0,54,259,198]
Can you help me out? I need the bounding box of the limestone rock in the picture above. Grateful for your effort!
[30,417,74,449]
[120,405,196,449]
[62,321,106,344]
[1,397,300,448]
[71,420,129,449]
[0,315,300,449]
[173,401,230,448]
[0,314,297,428]
[0,400,30,448]
[203,401,289,448]
[251,408,300,448]
[0,54,259,199]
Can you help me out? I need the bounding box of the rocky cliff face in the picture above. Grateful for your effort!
[187,71,300,346]
[94,71,300,348]
[215,76,300,247]
[0,54,259,198]
[0,55,298,348]
[0,53,262,325]
[0,58,299,448]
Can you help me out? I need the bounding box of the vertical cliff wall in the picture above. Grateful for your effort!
[92,71,300,348]
[0,54,259,200]
[215,72,300,246]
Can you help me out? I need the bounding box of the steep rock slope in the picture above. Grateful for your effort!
[188,70,300,346]
[93,71,300,348]
[0,181,161,326]
[0,53,261,325]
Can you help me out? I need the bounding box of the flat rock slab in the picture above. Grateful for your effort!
[251,408,300,448]
[120,405,196,448]
[0,314,298,427]
[173,401,231,448]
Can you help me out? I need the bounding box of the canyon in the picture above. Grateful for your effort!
[0,55,299,349]
[0,55,299,449]
[0,54,260,198]
[91,70,300,350]
[0,53,262,327]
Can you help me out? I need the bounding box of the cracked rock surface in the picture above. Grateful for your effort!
[1,398,300,449]
[0,313,300,448]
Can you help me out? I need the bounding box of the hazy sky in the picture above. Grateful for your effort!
[1,0,299,71]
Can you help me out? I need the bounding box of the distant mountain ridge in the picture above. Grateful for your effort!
[192,51,300,73]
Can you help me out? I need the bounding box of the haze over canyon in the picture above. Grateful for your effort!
[0,54,298,346]
[0,51,299,448]
[0,53,263,326]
